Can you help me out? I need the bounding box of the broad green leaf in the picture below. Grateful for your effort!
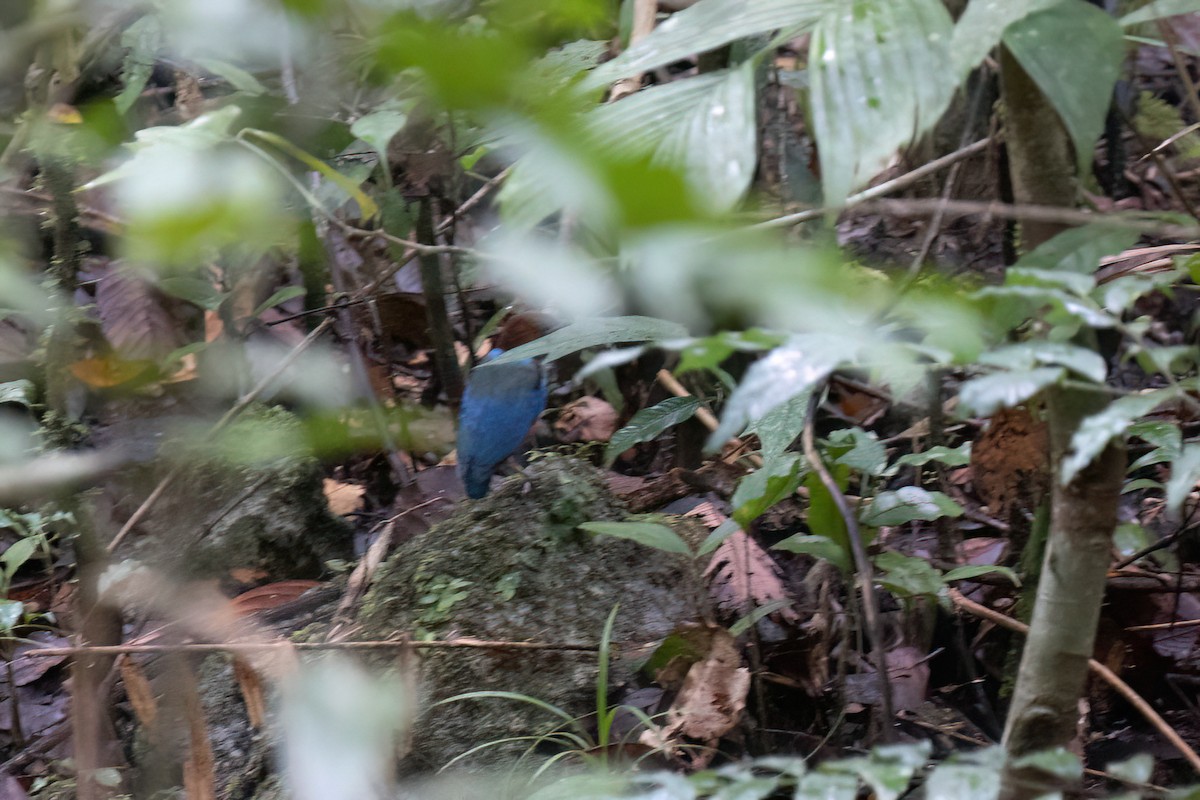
[979,343,1106,383]
[732,454,804,528]
[698,517,741,555]
[805,467,850,552]
[494,316,688,364]
[959,367,1065,417]
[874,551,944,598]
[861,487,963,526]
[773,533,850,573]
[605,396,701,466]
[1011,747,1081,781]
[951,0,1062,74]
[1113,522,1153,559]
[0,600,21,632]
[579,521,693,555]
[590,63,758,211]
[1166,443,1200,517]
[706,333,859,451]
[1003,3,1124,176]
[809,0,958,204]
[242,128,380,220]
[894,443,972,469]
[252,286,306,318]
[194,58,268,95]
[1,536,38,580]
[1098,271,1181,314]
[827,427,887,476]
[746,389,811,457]
[1128,420,1181,471]
[1061,389,1175,484]
[350,106,409,179]
[1005,267,1096,296]
[1121,0,1200,25]
[587,0,836,84]
[1013,224,1140,276]
[942,564,1020,587]
[116,15,162,114]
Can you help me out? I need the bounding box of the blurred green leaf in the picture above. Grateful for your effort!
[588,0,834,84]
[809,0,957,204]
[589,62,758,212]
[495,316,688,363]
[707,333,859,451]
[1013,223,1139,276]
[874,551,944,598]
[861,487,962,526]
[893,443,971,469]
[115,15,162,114]
[252,286,306,318]
[959,367,1064,417]
[951,0,1059,74]
[195,57,268,95]
[827,427,887,476]
[1062,389,1176,485]
[942,564,1019,587]
[604,396,700,466]
[579,520,693,555]
[1166,443,1200,518]
[1121,0,1200,25]
[242,128,380,220]
[1003,3,1123,177]
[923,747,1005,800]
[350,105,409,180]
[978,342,1106,383]
[746,389,810,457]
[773,533,850,572]
[0,600,22,632]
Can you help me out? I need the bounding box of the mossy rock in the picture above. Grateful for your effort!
[358,453,704,773]
[139,404,352,580]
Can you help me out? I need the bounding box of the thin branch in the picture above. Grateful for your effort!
[802,388,894,740]
[756,137,993,229]
[949,588,1200,775]
[18,637,604,658]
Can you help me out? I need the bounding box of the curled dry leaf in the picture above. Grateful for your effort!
[554,396,619,443]
[118,655,158,729]
[323,478,366,516]
[641,626,749,769]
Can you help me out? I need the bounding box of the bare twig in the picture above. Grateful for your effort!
[19,637,605,657]
[757,137,993,229]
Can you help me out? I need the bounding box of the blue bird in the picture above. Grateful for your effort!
[456,349,549,499]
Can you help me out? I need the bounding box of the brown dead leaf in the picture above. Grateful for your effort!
[179,663,216,800]
[96,263,189,360]
[705,528,799,624]
[323,478,365,516]
[643,626,749,768]
[555,397,619,443]
[970,405,1049,522]
[118,655,158,729]
[233,657,266,729]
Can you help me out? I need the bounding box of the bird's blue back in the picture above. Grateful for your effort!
[457,349,548,498]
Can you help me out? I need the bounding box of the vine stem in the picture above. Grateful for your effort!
[801,388,894,740]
